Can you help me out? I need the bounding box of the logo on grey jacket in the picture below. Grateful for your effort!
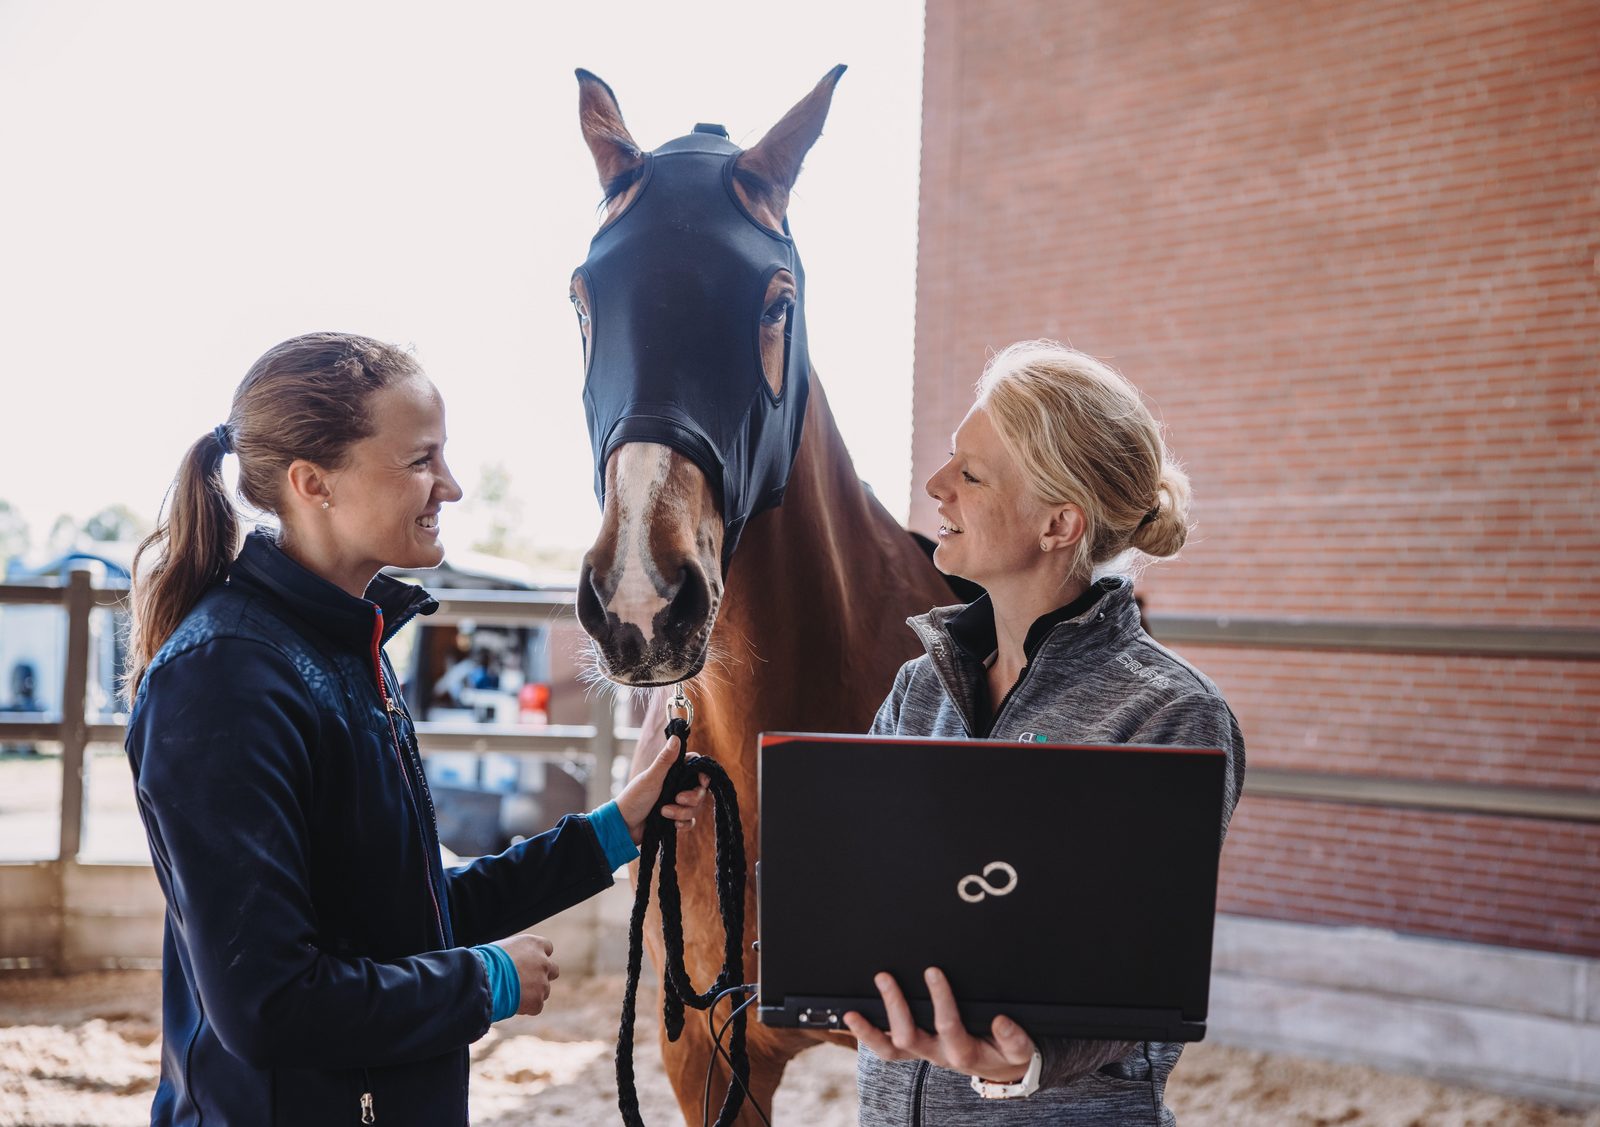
[1115,651,1173,691]
[958,861,1019,903]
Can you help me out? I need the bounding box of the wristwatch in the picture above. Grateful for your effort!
[970,1048,1042,1099]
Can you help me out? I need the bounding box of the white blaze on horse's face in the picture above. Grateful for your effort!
[607,446,673,629]
[577,442,724,686]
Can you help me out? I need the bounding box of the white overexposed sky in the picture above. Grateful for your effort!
[0,1,924,563]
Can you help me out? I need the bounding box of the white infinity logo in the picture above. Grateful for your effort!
[958,861,1019,903]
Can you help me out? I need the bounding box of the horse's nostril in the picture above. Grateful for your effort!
[576,563,610,640]
[662,565,712,647]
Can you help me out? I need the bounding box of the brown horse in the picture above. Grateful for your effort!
[571,68,955,1122]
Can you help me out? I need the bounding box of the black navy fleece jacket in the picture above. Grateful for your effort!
[125,531,616,1127]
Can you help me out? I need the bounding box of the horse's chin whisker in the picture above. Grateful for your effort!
[681,631,738,698]
[574,637,649,705]
[573,618,728,701]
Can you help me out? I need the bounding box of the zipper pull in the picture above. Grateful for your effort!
[360,1090,375,1123]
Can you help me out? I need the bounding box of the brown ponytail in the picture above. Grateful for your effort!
[124,332,423,699]
[126,429,239,698]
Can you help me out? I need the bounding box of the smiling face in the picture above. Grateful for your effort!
[321,375,463,581]
[924,405,1063,590]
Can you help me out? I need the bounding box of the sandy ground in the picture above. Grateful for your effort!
[2,971,1596,1127]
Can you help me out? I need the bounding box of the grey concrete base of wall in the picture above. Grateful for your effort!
[1209,915,1600,1108]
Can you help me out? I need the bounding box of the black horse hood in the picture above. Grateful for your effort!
[575,125,811,567]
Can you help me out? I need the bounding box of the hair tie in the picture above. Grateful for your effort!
[212,423,234,455]
[1137,504,1160,529]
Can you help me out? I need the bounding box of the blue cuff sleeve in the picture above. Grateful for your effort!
[472,944,521,1023]
[589,800,641,870]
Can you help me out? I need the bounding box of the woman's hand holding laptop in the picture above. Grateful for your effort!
[843,966,1037,1083]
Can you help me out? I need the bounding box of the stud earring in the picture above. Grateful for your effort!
[321,501,330,511]
[1040,540,1050,551]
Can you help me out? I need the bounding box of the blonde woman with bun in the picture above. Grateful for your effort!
[845,340,1246,1125]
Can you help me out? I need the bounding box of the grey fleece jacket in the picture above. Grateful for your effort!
[856,576,1245,1127]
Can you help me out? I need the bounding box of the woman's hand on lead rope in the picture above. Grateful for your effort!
[843,967,1039,1082]
[615,734,710,845]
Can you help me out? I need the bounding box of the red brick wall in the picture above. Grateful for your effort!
[1219,798,1600,955]
[914,0,1600,955]
[1179,646,1600,790]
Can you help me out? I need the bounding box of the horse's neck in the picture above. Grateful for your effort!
[699,371,948,750]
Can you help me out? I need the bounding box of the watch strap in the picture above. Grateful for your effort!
[969,1047,1043,1099]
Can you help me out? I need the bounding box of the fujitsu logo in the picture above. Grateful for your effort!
[958,861,1018,903]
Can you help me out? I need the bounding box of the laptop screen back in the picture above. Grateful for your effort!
[756,734,1225,1040]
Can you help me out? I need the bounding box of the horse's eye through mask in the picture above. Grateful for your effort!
[575,125,811,568]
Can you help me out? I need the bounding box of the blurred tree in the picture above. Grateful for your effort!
[468,462,519,558]
[82,503,148,543]
[0,500,29,564]
[46,513,77,552]
[453,465,583,574]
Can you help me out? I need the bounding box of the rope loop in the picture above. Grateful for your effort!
[617,714,751,1127]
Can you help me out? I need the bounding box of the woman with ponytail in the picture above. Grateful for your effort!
[846,341,1246,1125]
[124,332,705,1127]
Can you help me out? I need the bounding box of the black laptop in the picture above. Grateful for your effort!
[755,733,1226,1042]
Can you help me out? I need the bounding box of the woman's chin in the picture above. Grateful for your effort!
[932,544,965,577]
[397,539,447,571]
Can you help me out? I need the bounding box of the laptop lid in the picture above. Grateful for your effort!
[756,733,1225,1042]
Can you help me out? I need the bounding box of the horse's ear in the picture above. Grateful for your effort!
[735,64,847,219]
[576,68,644,194]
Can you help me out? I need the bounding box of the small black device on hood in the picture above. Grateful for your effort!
[575,124,811,570]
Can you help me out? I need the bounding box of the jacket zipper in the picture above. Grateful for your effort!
[370,607,446,946]
[181,1012,206,1127]
[360,1068,375,1123]
[925,624,1059,739]
[986,658,1037,738]
[910,1060,930,1126]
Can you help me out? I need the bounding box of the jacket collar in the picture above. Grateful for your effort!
[907,576,1138,734]
[943,577,1118,666]
[227,529,438,653]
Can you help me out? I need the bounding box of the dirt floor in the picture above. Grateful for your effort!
[1,972,1596,1127]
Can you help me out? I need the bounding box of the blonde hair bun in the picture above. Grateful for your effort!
[1128,465,1191,559]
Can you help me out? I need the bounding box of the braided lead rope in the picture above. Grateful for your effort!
[617,713,751,1127]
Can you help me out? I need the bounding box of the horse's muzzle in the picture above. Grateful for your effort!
[577,559,717,686]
